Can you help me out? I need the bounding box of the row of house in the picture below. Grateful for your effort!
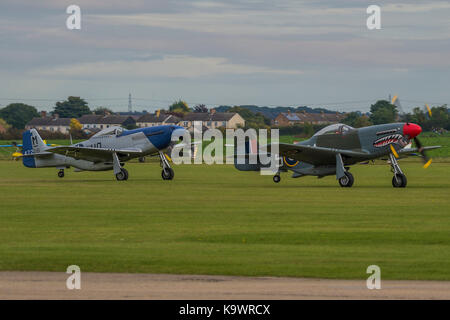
[136,111,244,130]
[273,111,345,126]
[26,109,346,134]
[26,110,246,134]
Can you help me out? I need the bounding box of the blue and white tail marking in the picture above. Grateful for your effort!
[22,129,48,168]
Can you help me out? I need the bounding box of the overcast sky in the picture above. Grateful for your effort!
[0,0,449,112]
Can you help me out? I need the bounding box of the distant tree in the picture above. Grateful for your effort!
[353,115,372,128]
[410,104,449,131]
[369,100,398,125]
[228,106,255,119]
[0,103,39,129]
[53,96,91,118]
[68,118,84,139]
[410,107,426,124]
[342,112,372,128]
[93,107,114,115]
[228,106,271,129]
[124,123,138,130]
[0,118,11,131]
[302,122,315,136]
[193,104,208,113]
[429,105,449,129]
[69,118,83,131]
[342,112,359,127]
[169,100,190,113]
[0,127,25,140]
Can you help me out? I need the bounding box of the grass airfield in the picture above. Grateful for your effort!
[0,160,449,280]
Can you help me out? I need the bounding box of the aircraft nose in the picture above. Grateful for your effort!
[403,123,422,139]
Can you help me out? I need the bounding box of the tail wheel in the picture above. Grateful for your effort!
[116,168,129,181]
[392,174,407,188]
[162,168,174,180]
[58,170,64,178]
[273,175,281,183]
[339,172,354,188]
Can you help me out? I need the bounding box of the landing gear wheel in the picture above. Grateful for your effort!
[339,172,354,188]
[116,168,129,181]
[138,157,146,163]
[162,168,174,180]
[58,170,64,178]
[392,173,407,188]
[273,175,281,183]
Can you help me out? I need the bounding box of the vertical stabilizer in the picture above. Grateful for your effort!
[22,129,48,168]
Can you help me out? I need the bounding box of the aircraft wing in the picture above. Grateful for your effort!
[46,146,143,162]
[397,145,441,155]
[268,143,370,166]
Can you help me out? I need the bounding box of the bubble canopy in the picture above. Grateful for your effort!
[313,123,354,137]
[91,126,123,138]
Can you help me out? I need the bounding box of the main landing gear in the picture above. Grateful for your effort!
[389,153,407,188]
[159,151,174,180]
[112,152,129,181]
[336,153,354,188]
[115,168,129,181]
[58,169,65,178]
[338,171,354,187]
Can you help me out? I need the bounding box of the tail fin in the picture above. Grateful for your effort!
[22,129,48,168]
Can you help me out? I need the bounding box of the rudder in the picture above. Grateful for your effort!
[22,129,47,168]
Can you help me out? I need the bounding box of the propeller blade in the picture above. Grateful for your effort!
[414,137,432,168]
[390,144,399,158]
[391,95,406,121]
[164,153,172,162]
[391,95,398,104]
[425,104,432,117]
[423,159,432,169]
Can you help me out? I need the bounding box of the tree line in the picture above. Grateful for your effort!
[0,97,448,140]
[341,100,449,132]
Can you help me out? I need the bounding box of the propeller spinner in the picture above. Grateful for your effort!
[401,122,432,168]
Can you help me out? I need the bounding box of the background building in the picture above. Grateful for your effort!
[273,111,344,126]
[180,110,245,129]
[78,115,136,130]
[25,114,71,134]
[136,113,181,127]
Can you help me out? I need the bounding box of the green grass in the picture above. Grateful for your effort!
[0,160,449,280]
[417,134,450,158]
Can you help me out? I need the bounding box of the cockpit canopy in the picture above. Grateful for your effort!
[313,123,354,137]
[91,126,123,138]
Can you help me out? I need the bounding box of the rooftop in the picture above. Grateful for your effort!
[27,117,72,126]
[78,114,135,124]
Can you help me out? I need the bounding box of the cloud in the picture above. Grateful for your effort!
[83,1,450,46]
[0,0,449,107]
[33,55,304,79]
[88,8,359,37]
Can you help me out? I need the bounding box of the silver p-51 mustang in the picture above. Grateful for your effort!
[17,125,187,181]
